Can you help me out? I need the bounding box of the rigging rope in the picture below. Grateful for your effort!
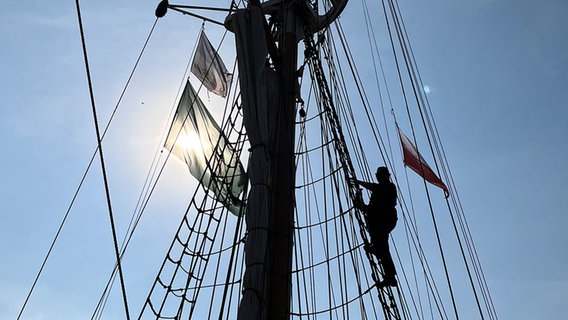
[302,21,403,318]
[92,23,235,319]
[305,0,500,318]
[19,0,498,319]
[74,0,131,319]
[379,0,462,317]
[396,0,497,318]
[135,26,247,315]
[17,15,160,320]
[80,1,499,319]
[137,96,247,319]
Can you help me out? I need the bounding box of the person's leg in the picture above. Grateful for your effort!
[380,245,396,280]
[374,233,397,287]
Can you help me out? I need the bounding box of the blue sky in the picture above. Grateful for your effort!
[1,0,567,319]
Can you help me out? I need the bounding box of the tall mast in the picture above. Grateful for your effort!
[266,4,298,319]
[227,0,347,318]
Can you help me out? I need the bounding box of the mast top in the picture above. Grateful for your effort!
[223,0,347,35]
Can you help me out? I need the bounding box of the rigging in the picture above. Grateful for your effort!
[20,0,500,319]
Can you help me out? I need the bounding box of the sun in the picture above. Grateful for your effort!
[177,132,204,154]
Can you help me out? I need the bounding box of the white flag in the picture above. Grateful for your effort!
[191,31,233,97]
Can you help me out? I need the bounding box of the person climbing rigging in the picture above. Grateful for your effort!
[352,166,398,288]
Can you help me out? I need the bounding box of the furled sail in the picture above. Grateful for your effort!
[232,7,280,319]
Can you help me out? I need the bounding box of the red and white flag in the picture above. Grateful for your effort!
[397,126,449,197]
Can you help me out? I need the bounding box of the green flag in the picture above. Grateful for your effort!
[165,81,247,215]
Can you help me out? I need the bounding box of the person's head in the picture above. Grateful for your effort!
[376,166,390,182]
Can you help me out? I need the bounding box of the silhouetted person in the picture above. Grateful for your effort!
[353,166,397,288]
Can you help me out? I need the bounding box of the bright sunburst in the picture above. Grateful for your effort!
[177,132,204,154]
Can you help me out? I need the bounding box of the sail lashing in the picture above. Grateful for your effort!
[232,6,282,320]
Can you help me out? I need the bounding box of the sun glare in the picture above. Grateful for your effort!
[177,132,204,154]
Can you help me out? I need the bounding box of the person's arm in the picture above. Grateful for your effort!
[354,179,374,190]
[350,178,371,210]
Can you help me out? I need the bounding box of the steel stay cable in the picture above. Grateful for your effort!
[356,0,458,316]
[400,165,425,319]
[395,150,450,318]
[394,0,493,316]
[91,21,167,320]
[360,0,398,163]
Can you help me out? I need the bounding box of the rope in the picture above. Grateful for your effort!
[74,0,131,319]
[90,19,163,320]
[290,284,376,317]
[378,0,463,317]
[378,0,498,318]
[393,5,499,311]
[16,15,159,320]
[302,23,403,319]
[133,0,499,319]
[137,65,247,318]
[93,22,236,319]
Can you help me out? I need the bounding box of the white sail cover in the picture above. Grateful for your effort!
[164,81,246,215]
[191,30,233,97]
[232,7,280,319]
